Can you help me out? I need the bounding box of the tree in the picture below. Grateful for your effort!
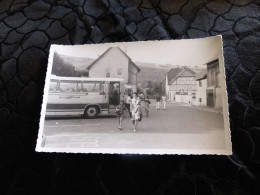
[147,81,153,89]
[152,82,164,96]
[52,52,79,77]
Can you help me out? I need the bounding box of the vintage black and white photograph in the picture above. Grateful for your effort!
[36,36,231,154]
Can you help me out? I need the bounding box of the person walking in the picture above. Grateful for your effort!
[125,94,132,117]
[115,100,127,130]
[155,93,161,110]
[144,96,151,117]
[162,95,167,110]
[131,93,142,132]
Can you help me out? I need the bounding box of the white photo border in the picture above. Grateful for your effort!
[35,36,232,155]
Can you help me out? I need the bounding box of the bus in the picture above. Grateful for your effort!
[46,75,129,118]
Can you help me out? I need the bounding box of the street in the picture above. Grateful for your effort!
[41,101,227,153]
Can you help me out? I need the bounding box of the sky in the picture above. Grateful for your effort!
[53,36,223,67]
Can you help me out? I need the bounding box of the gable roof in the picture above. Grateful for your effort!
[166,67,182,84]
[204,58,219,66]
[196,69,207,80]
[167,67,196,84]
[87,47,140,72]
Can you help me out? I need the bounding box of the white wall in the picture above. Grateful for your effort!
[89,48,129,83]
[175,95,190,103]
[215,87,222,108]
[194,79,207,106]
[165,75,170,100]
[128,61,138,85]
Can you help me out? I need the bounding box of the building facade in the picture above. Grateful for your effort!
[165,67,197,103]
[194,69,207,106]
[87,47,140,92]
[205,59,222,108]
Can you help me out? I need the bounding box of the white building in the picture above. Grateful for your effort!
[165,67,197,103]
[86,47,140,92]
[194,69,207,106]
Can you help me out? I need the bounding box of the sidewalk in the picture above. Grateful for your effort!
[167,101,223,114]
[167,101,191,106]
[190,105,223,114]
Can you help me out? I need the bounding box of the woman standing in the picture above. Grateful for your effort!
[125,94,132,117]
[131,93,142,132]
[162,95,167,110]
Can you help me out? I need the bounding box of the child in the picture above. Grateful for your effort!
[115,100,127,130]
[144,97,151,117]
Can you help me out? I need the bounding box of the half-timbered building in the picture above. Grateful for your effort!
[165,67,197,103]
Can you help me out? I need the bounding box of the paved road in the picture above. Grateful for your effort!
[41,102,227,153]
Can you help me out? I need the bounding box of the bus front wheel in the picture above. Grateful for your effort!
[84,106,99,118]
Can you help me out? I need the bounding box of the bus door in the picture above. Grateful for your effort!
[109,82,120,106]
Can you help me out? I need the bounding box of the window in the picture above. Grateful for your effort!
[82,82,102,92]
[117,68,122,78]
[208,68,216,87]
[207,65,220,87]
[59,81,81,92]
[105,66,110,78]
[207,69,210,86]
[211,69,215,86]
[49,80,58,92]
[199,80,202,87]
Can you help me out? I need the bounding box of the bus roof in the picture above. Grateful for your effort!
[50,75,124,82]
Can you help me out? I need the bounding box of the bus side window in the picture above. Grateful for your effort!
[82,82,88,92]
[100,82,105,95]
[49,80,58,92]
[103,82,108,95]
[75,82,80,92]
[60,81,79,92]
[82,82,101,92]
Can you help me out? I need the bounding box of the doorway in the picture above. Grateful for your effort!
[207,89,214,107]
[109,82,120,105]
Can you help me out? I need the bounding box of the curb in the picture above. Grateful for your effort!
[190,106,223,114]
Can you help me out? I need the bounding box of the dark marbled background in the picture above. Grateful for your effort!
[0,0,260,194]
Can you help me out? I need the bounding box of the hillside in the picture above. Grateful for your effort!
[60,54,94,71]
[137,64,170,84]
[136,62,204,85]
[53,53,204,83]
